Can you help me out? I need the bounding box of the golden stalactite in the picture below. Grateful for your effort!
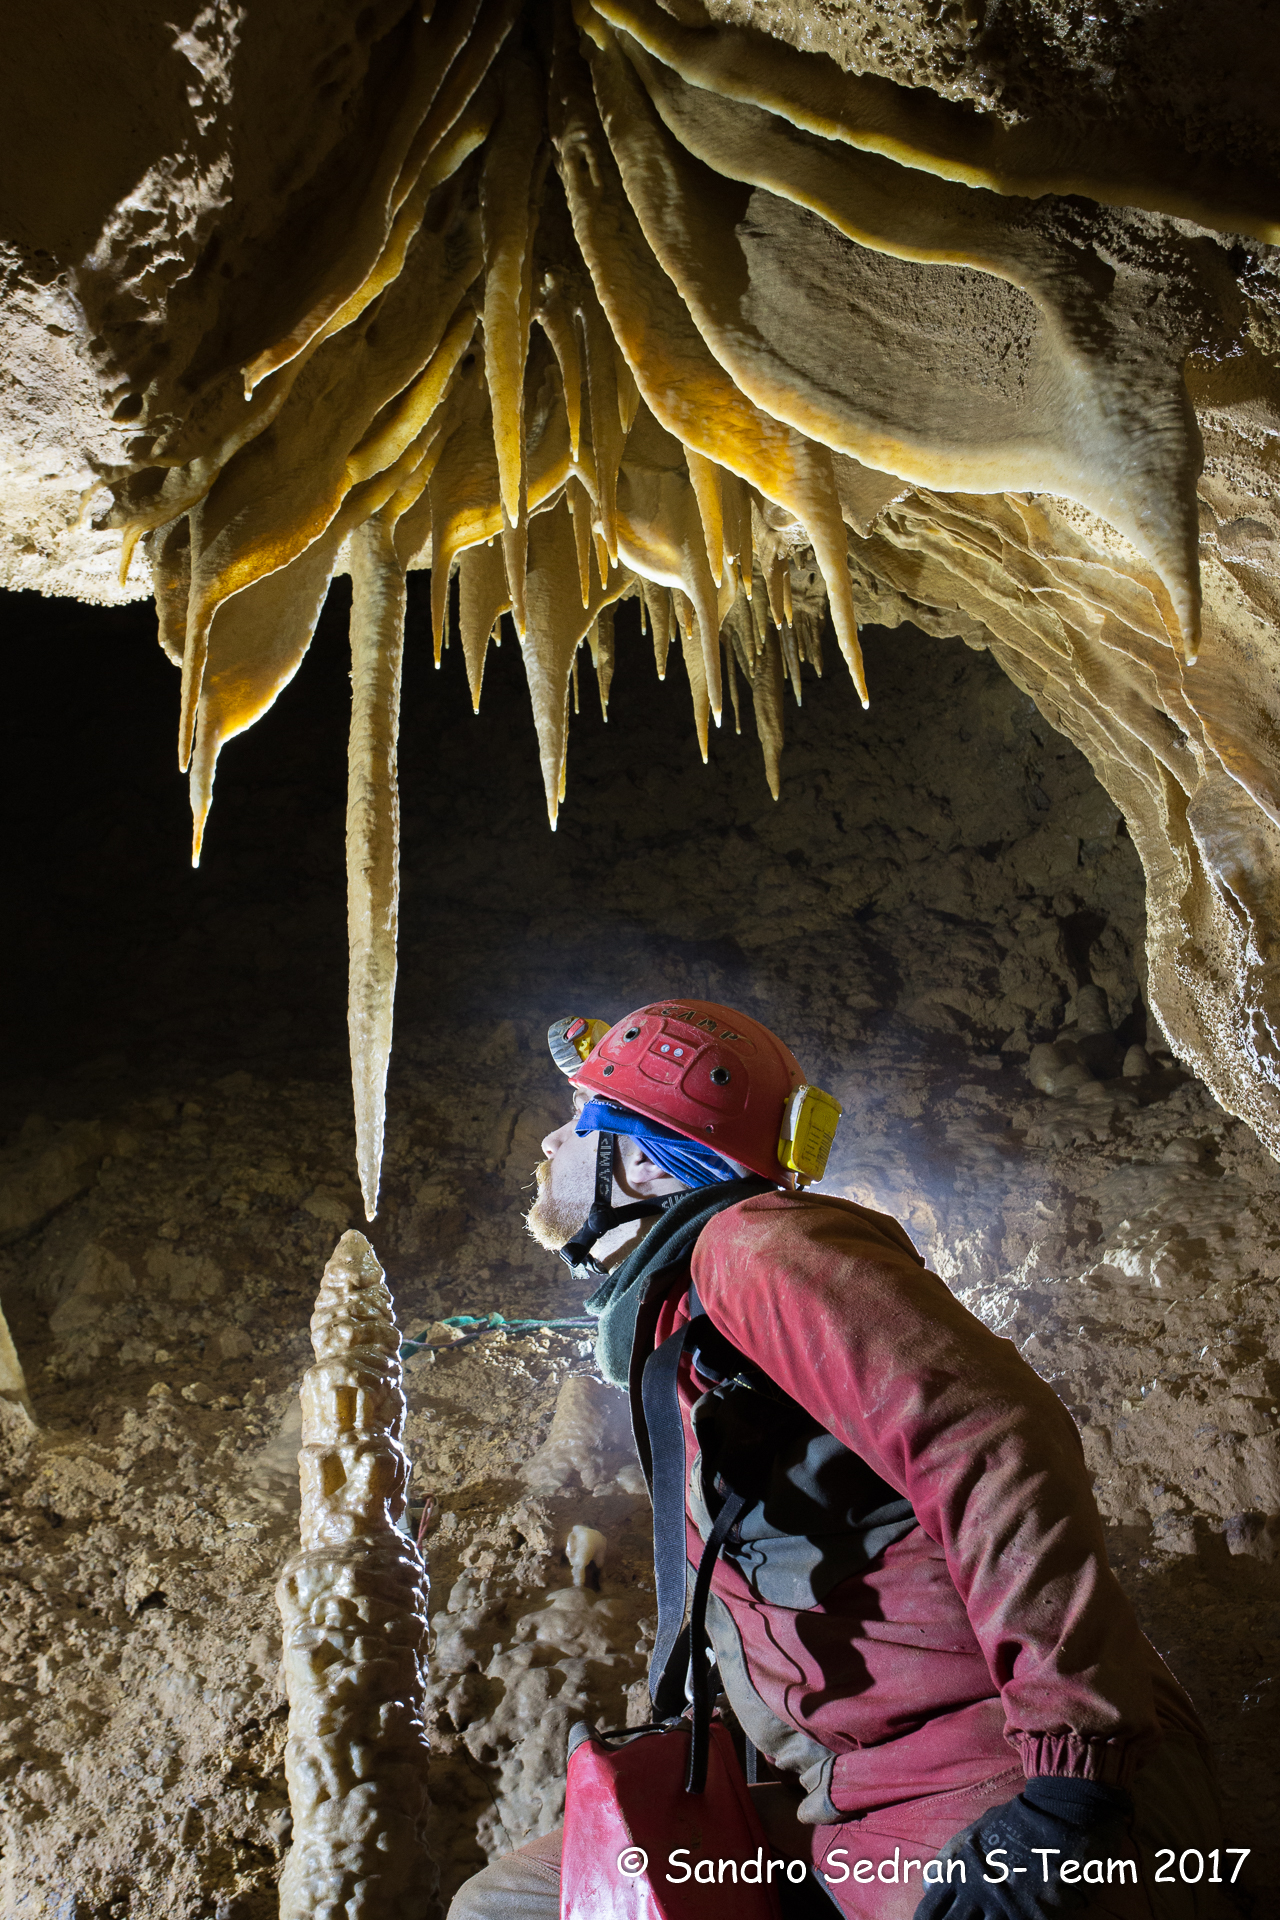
[346,518,407,1224]
[723,630,743,736]
[684,449,726,589]
[179,172,486,772]
[534,270,584,460]
[642,581,674,680]
[519,496,630,825]
[576,277,627,570]
[457,540,511,711]
[566,473,595,606]
[243,0,514,395]
[479,45,547,565]
[588,604,616,718]
[555,14,866,704]
[427,356,505,663]
[672,590,711,762]
[148,517,191,669]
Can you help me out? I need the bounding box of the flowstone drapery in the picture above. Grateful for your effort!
[276,1230,433,1920]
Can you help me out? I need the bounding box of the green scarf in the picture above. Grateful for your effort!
[584,1176,775,1387]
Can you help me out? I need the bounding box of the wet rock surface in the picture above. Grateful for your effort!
[1,586,1277,1914]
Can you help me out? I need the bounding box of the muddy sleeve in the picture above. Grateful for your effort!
[690,1191,1163,1787]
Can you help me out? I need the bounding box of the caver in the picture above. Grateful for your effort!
[450,998,1223,1920]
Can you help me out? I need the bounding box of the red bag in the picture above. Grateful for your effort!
[560,1719,782,1920]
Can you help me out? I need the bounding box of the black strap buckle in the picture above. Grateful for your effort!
[558,1130,665,1278]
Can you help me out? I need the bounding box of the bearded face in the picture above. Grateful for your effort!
[524,1133,598,1252]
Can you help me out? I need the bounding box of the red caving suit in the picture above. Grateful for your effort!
[633,1191,1207,1919]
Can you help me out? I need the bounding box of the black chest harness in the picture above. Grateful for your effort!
[632,1267,917,1792]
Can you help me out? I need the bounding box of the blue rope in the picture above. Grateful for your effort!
[400,1313,595,1358]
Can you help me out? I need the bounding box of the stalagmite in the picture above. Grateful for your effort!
[0,1302,35,1434]
[276,1230,432,1920]
[347,521,406,1223]
[566,1525,608,1588]
[523,1376,621,1492]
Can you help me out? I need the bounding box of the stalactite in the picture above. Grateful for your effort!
[640,580,673,679]
[244,0,509,394]
[520,497,630,823]
[780,618,803,704]
[566,473,594,606]
[685,448,726,588]
[535,269,584,460]
[276,1229,432,1920]
[578,284,626,569]
[179,179,485,771]
[458,539,511,711]
[347,519,406,1222]
[552,23,866,703]
[724,630,743,735]
[598,10,1203,652]
[480,48,546,529]
[428,361,504,664]
[588,603,616,717]
[148,517,191,668]
[673,589,711,761]
[751,624,786,800]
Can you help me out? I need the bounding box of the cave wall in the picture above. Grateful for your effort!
[2,594,1278,1915]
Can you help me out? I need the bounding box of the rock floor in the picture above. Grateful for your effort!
[1,582,1276,1916]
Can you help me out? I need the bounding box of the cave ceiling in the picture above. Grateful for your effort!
[4,0,1280,1212]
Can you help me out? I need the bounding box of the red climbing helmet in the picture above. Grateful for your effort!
[547,1000,843,1188]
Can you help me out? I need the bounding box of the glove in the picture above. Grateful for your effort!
[912,1776,1135,1920]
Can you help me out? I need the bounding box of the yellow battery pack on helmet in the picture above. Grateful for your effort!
[548,1015,612,1076]
[777,1084,843,1185]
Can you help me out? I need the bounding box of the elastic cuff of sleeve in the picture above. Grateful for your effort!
[1023,1776,1133,1826]
[1016,1732,1137,1789]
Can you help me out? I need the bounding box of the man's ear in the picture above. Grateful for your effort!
[616,1137,684,1195]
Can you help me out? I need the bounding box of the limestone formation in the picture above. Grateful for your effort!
[6,0,1280,1202]
[565,1524,608,1588]
[522,1375,625,1493]
[276,1230,433,1920]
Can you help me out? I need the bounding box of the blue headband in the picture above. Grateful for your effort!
[575,1099,740,1188]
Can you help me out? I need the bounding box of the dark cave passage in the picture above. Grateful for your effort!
[3,576,1142,1120]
